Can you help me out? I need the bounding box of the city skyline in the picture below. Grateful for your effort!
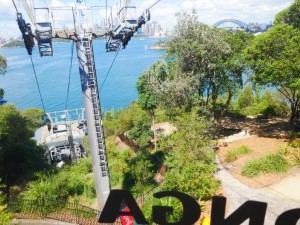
[0,0,294,39]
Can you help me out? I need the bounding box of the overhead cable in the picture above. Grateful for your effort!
[147,0,161,10]
[65,41,75,110]
[11,0,19,13]
[30,55,46,113]
[99,45,121,92]
[12,0,46,112]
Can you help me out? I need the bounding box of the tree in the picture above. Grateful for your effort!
[136,62,167,113]
[125,153,155,199]
[158,109,219,200]
[274,0,300,28]
[21,108,45,132]
[0,89,4,99]
[0,55,7,100]
[136,61,168,149]
[139,11,253,119]
[0,55,7,75]
[0,105,46,189]
[238,86,254,109]
[244,24,300,123]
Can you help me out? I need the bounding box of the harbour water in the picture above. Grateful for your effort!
[0,38,165,112]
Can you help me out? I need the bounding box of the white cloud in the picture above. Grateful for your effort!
[0,0,20,39]
[0,0,294,39]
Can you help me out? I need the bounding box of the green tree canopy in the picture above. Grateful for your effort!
[0,89,4,99]
[244,24,300,123]
[274,0,300,28]
[21,108,45,132]
[0,55,7,75]
[0,105,46,187]
[238,86,254,109]
[0,55,7,100]
[137,11,253,119]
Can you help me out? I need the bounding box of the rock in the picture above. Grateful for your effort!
[154,172,165,183]
[224,163,236,170]
[56,161,65,168]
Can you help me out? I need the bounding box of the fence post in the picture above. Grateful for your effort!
[74,199,79,225]
[41,197,45,218]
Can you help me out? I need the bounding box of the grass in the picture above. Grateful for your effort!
[241,153,290,177]
[224,145,253,162]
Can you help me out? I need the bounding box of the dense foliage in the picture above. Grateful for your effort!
[244,24,300,123]
[0,181,11,225]
[0,88,4,99]
[0,105,46,188]
[233,87,289,117]
[0,54,7,75]
[21,158,95,201]
[274,0,300,28]
[137,11,253,120]
[0,54,7,100]
[158,109,219,199]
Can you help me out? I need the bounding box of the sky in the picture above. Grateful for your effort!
[0,0,294,39]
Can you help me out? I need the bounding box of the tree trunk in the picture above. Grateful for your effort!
[290,103,297,125]
[152,115,157,151]
[219,90,233,119]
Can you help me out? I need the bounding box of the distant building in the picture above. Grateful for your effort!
[141,21,164,36]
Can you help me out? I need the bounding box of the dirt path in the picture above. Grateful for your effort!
[217,135,300,188]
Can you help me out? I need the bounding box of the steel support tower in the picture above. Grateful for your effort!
[17,0,150,211]
[76,35,110,209]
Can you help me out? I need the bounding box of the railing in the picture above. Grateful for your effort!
[8,198,122,225]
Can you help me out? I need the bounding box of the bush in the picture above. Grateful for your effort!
[106,138,134,189]
[224,146,252,162]
[0,181,11,225]
[21,158,95,201]
[142,194,183,224]
[238,86,254,109]
[287,139,300,166]
[236,89,290,117]
[241,153,290,177]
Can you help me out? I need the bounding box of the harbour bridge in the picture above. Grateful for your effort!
[213,19,248,29]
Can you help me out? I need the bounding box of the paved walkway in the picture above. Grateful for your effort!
[215,158,300,225]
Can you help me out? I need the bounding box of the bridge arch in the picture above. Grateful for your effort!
[213,19,248,29]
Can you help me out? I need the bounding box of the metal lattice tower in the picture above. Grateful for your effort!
[76,36,110,208]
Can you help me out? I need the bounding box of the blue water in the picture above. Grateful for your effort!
[0,38,165,112]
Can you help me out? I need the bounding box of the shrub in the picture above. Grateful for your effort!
[287,139,300,166]
[224,146,252,162]
[0,181,11,225]
[241,153,289,177]
[238,86,254,109]
[142,195,183,224]
[21,158,95,201]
